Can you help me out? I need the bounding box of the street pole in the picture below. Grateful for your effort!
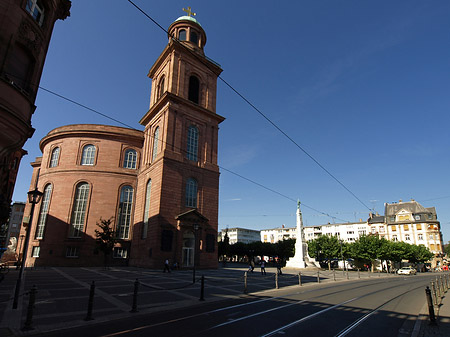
[12,188,42,309]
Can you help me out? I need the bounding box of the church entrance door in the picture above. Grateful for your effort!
[182,231,195,267]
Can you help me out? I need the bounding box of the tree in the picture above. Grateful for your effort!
[275,238,295,261]
[218,229,230,262]
[95,218,116,268]
[409,244,434,264]
[308,235,340,270]
[351,235,383,272]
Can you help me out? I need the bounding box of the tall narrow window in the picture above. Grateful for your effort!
[81,145,96,165]
[123,149,137,169]
[117,186,134,239]
[26,0,45,26]
[179,29,186,41]
[186,178,197,208]
[188,76,200,104]
[152,127,160,162]
[190,31,198,44]
[186,126,199,161]
[158,76,165,99]
[69,183,90,238]
[35,184,52,239]
[49,147,60,167]
[142,179,151,239]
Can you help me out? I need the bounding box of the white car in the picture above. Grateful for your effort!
[397,267,417,275]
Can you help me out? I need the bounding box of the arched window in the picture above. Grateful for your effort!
[188,76,200,104]
[69,182,90,238]
[49,147,60,167]
[152,127,160,162]
[81,145,96,166]
[185,178,198,208]
[179,29,186,41]
[26,0,45,26]
[117,185,134,239]
[142,179,151,239]
[190,31,198,44]
[158,76,165,99]
[123,149,137,169]
[186,126,199,161]
[35,184,52,239]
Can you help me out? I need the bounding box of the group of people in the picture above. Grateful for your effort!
[248,258,283,275]
[163,259,179,273]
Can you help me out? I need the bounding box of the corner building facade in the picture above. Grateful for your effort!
[21,14,224,269]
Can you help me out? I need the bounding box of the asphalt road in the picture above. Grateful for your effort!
[34,273,436,337]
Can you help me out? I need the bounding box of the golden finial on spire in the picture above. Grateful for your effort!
[182,6,196,17]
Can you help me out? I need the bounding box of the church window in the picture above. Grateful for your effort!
[158,76,165,99]
[179,29,186,41]
[190,31,198,44]
[26,0,45,26]
[188,76,200,104]
[123,149,137,169]
[49,147,60,167]
[152,127,160,162]
[32,246,40,257]
[66,246,79,258]
[186,125,199,161]
[113,247,128,258]
[81,145,96,165]
[117,185,134,239]
[69,182,90,238]
[161,230,173,251]
[185,178,197,208]
[35,184,52,239]
[142,179,151,239]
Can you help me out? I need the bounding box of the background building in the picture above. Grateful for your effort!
[0,0,71,231]
[219,228,260,244]
[3,202,25,249]
[19,13,224,269]
[261,226,297,243]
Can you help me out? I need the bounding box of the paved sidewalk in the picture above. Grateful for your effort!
[0,266,429,336]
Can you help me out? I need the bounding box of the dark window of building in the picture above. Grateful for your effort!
[186,125,199,161]
[179,29,186,41]
[185,178,197,208]
[161,230,173,251]
[69,182,90,238]
[35,183,52,239]
[117,185,134,239]
[188,76,200,104]
[7,44,33,92]
[142,179,151,239]
[206,234,215,252]
[158,76,165,99]
[152,127,160,162]
[190,31,198,44]
[26,0,45,26]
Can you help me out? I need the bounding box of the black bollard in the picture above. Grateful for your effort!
[85,281,95,321]
[22,285,37,331]
[244,271,248,294]
[298,272,302,286]
[425,286,437,324]
[199,275,205,301]
[130,278,139,313]
[431,282,438,306]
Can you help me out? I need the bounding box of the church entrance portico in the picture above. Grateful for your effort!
[182,231,195,267]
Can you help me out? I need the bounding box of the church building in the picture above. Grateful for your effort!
[20,11,224,269]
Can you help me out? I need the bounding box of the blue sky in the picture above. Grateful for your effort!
[13,1,450,241]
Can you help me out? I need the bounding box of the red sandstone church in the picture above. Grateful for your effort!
[20,13,224,269]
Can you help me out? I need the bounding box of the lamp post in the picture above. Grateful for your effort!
[192,224,199,283]
[339,240,345,274]
[12,188,43,309]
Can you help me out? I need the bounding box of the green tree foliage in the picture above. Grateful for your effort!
[95,218,116,268]
[307,235,340,270]
[275,238,295,260]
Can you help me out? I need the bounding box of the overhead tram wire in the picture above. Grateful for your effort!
[126,0,372,212]
[34,82,349,223]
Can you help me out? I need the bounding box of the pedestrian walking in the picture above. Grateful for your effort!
[276,259,283,275]
[260,259,266,275]
[163,259,171,273]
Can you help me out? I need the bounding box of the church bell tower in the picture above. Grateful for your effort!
[131,9,225,269]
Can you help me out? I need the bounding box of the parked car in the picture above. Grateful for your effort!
[397,267,417,275]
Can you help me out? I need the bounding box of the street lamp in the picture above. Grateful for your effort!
[192,224,199,283]
[339,240,345,275]
[12,187,43,309]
